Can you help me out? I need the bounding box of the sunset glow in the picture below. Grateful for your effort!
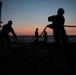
[0,0,76,35]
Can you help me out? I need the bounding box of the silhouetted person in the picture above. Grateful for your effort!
[35,28,39,43]
[47,8,68,57]
[0,20,17,49]
[43,29,47,44]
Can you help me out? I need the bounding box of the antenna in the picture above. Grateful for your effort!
[0,1,2,30]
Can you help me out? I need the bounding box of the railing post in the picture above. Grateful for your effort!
[0,1,2,31]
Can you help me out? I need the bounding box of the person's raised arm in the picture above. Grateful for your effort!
[11,27,17,39]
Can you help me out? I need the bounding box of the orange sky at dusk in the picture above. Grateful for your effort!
[14,24,76,35]
[65,27,76,35]
[1,0,76,36]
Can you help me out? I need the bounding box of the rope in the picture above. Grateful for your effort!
[39,26,47,38]
[39,25,76,38]
[64,25,76,27]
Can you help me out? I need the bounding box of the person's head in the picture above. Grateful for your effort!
[36,28,38,31]
[57,8,65,15]
[7,20,13,26]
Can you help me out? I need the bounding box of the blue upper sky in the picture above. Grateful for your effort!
[0,0,76,35]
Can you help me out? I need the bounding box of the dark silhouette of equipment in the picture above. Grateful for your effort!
[0,1,2,29]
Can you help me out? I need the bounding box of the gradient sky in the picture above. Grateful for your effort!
[0,0,76,35]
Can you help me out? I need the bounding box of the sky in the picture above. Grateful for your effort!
[0,0,76,35]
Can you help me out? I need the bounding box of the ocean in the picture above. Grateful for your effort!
[10,35,76,43]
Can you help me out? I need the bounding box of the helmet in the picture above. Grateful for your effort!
[57,8,65,15]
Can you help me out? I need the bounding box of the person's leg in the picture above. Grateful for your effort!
[61,33,71,60]
[1,37,5,49]
[5,35,11,49]
[62,34,68,49]
[54,34,61,50]
[54,34,61,60]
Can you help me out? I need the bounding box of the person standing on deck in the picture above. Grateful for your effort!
[47,8,68,49]
[46,8,68,58]
[35,28,39,43]
[43,29,47,44]
[0,20,17,49]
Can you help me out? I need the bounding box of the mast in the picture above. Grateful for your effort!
[0,1,2,30]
